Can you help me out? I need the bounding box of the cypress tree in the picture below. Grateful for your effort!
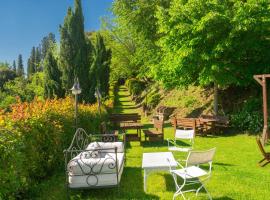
[17,54,24,77]
[41,33,56,60]
[27,58,31,78]
[44,50,63,99]
[59,7,75,94]
[12,60,16,72]
[59,0,91,102]
[90,33,111,100]
[27,47,36,78]
[35,47,41,71]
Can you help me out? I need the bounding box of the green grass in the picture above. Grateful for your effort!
[35,86,270,200]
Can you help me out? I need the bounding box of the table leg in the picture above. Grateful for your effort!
[144,169,147,192]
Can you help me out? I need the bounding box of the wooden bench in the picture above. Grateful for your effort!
[143,118,164,142]
[171,116,204,136]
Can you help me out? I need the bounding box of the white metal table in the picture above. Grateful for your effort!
[142,152,178,192]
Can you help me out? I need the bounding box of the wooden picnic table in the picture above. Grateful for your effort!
[199,116,227,134]
[120,122,144,141]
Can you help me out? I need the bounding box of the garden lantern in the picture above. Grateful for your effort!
[71,78,81,130]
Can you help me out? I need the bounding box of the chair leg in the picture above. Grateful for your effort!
[261,160,270,167]
[172,174,186,200]
[258,158,266,163]
[196,183,212,200]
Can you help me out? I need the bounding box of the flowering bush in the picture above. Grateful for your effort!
[0,96,108,199]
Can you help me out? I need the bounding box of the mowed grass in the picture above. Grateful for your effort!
[36,86,270,200]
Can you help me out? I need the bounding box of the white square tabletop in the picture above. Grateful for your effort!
[142,152,178,169]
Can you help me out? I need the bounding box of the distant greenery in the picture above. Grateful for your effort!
[0,0,112,110]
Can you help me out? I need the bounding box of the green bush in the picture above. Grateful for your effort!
[230,99,263,133]
[125,79,145,97]
[0,97,107,199]
[145,93,161,109]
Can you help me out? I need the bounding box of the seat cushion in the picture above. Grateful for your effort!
[171,166,207,179]
[86,141,124,153]
[168,146,192,152]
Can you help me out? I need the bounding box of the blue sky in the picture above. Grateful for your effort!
[0,0,113,68]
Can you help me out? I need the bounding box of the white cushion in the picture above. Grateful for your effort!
[175,129,194,139]
[168,146,192,152]
[171,166,207,179]
[86,142,124,153]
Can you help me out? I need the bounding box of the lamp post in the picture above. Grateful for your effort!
[95,87,102,115]
[70,78,81,130]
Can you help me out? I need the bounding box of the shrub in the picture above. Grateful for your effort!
[0,97,107,199]
[125,78,145,97]
[230,98,263,133]
[145,93,161,109]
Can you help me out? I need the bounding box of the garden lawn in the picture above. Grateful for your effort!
[35,86,270,200]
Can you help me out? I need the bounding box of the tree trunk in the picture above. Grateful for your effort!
[214,82,218,115]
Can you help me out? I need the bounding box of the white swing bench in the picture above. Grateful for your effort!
[64,128,126,190]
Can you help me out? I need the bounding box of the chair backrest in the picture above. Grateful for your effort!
[171,116,196,134]
[256,137,266,157]
[153,118,164,133]
[175,129,194,140]
[186,148,216,166]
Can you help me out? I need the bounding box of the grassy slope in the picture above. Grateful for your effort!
[35,86,270,200]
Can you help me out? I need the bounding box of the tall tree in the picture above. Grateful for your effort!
[35,47,41,71]
[41,33,56,59]
[12,60,16,72]
[88,33,111,102]
[156,0,270,113]
[27,47,36,78]
[17,54,24,77]
[44,50,63,99]
[59,0,91,102]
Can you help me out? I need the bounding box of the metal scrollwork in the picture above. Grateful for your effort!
[64,128,125,189]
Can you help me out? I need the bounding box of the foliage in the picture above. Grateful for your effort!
[0,64,17,89]
[155,0,270,88]
[16,54,24,77]
[44,50,63,99]
[3,77,35,102]
[230,98,263,132]
[0,97,108,199]
[41,33,56,60]
[12,60,16,72]
[88,33,112,102]
[59,0,91,102]
[145,93,161,109]
[109,0,170,80]
[0,74,45,110]
[125,78,145,97]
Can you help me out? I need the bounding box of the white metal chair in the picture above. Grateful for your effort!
[167,129,195,152]
[168,148,216,200]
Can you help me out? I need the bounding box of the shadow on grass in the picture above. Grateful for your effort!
[72,167,159,200]
[213,197,234,200]
[141,141,167,148]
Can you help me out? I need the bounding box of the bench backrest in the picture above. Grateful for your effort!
[109,113,141,123]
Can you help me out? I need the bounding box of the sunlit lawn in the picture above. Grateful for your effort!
[35,86,270,200]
